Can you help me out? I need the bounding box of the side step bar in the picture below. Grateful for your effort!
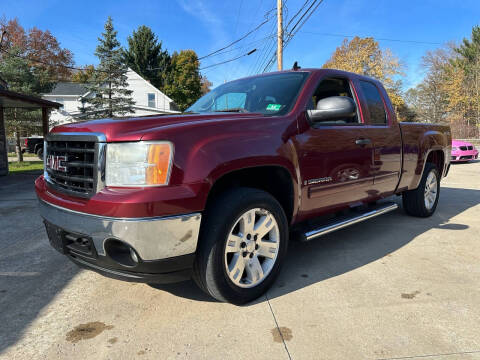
[302,202,398,242]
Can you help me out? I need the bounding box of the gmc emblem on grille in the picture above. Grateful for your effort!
[46,155,67,172]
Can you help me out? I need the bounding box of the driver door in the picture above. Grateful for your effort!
[296,77,376,218]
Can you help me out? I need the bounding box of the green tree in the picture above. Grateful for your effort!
[0,17,74,160]
[455,25,480,63]
[122,25,170,89]
[81,17,134,118]
[0,48,44,160]
[453,26,480,136]
[163,50,202,111]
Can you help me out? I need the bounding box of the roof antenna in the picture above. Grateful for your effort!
[292,61,301,71]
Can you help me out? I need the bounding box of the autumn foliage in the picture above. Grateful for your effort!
[0,17,74,83]
[406,26,480,138]
[322,37,406,119]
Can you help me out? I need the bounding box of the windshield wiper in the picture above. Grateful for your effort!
[213,108,249,113]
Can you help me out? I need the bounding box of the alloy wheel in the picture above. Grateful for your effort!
[224,208,280,288]
[424,170,438,210]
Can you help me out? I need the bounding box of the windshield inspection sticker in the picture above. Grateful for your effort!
[266,103,282,111]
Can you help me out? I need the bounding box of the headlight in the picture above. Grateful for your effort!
[106,141,173,187]
[451,147,458,151]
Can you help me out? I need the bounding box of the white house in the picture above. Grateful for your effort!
[42,68,179,126]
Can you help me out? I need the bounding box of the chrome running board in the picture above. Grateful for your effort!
[303,202,398,242]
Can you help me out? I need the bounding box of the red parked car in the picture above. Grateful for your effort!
[36,69,451,304]
[451,139,478,162]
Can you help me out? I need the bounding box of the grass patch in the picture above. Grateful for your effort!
[8,152,36,157]
[8,161,44,173]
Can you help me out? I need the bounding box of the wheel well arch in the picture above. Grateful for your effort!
[426,150,445,175]
[205,166,296,223]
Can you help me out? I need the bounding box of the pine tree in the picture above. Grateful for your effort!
[81,17,134,118]
[122,25,170,89]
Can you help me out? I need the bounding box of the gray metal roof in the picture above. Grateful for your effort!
[46,82,88,96]
[0,88,62,109]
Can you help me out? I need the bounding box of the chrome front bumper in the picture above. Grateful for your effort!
[38,200,201,261]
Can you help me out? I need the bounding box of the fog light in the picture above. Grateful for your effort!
[104,239,139,267]
[130,248,139,263]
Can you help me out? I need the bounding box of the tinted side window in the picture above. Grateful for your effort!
[359,81,386,125]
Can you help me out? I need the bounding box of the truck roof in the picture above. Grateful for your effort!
[238,68,382,85]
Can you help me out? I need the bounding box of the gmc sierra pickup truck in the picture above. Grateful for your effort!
[36,69,451,304]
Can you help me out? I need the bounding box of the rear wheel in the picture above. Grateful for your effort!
[402,162,440,217]
[36,147,44,160]
[193,188,288,304]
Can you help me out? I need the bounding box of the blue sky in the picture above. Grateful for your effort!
[2,0,480,89]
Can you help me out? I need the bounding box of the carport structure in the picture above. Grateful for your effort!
[0,88,61,176]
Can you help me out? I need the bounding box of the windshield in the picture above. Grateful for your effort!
[186,72,309,116]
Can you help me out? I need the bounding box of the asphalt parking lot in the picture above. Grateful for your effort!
[1,162,479,360]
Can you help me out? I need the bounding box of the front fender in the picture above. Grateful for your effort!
[140,114,301,216]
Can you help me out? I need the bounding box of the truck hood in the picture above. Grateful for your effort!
[51,113,263,141]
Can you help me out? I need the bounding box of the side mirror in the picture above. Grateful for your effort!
[307,96,356,123]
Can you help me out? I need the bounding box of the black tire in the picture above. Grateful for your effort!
[36,147,44,160]
[402,162,440,217]
[193,187,289,304]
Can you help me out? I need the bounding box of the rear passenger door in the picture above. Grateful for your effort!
[356,80,402,197]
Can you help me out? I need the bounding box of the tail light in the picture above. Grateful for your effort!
[24,138,28,146]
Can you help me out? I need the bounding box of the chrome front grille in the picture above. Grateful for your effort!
[44,133,106,198]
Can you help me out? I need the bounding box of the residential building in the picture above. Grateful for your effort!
[42,68,179,126]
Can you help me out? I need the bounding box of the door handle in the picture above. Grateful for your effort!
[355,138,371,146]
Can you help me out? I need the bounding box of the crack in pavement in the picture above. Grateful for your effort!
[265,293,292,360]
[375,349,480,360]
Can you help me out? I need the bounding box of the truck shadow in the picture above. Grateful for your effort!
[451,159,479,165]
[152,186,479,304]
[0,172,80,353]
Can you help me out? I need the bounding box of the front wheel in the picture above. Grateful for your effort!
[402,162,440,217]
[193,188,288,304]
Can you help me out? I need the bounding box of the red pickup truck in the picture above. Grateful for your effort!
[36,69,451,304]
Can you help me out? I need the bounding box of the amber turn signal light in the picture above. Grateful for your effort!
[145,143,173,185]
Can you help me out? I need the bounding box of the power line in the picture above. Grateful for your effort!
[199,49,257,70]
[284,0,310,31]
[0,44,107,74]
[286,0,320,38]
[202,34,275,60]
[263,0,324,73]
[250,33,276,75]
[233,0,244,37]
[250,14,278,74]
[229,0,272,78]
[198,15,273,60]
[299,31,443,45]
[261,0,315,72]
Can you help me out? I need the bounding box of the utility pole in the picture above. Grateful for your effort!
[277,0,283,71]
